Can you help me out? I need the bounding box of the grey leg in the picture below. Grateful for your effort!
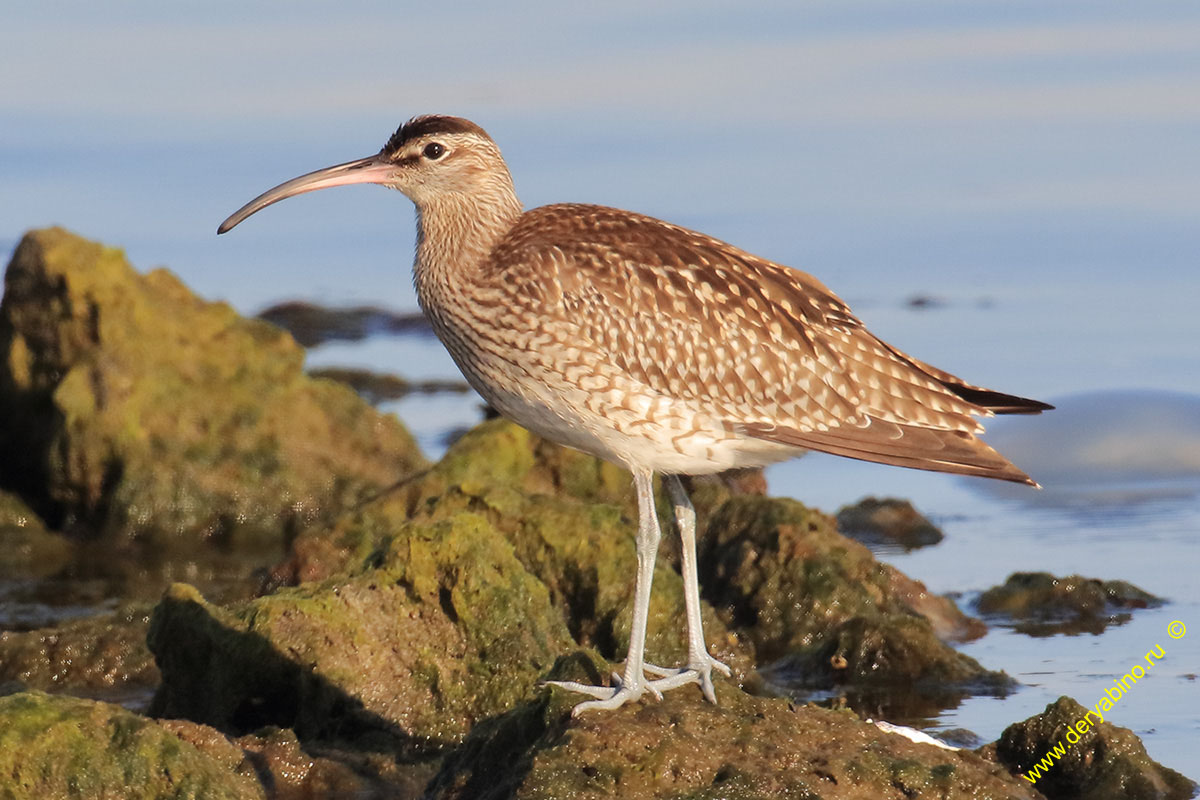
[643,475,730,703]
[544,468,663,714]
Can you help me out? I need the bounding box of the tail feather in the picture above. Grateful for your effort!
[739,419,1038,486]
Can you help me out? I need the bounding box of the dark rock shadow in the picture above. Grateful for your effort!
[147,586,448,762]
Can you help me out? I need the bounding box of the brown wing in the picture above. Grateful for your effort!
[489,204,1048,485]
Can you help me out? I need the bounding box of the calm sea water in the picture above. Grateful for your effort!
[3,0,1198,777]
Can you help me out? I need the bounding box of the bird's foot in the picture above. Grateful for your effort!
[643,654,732,704]
[543,670,661,716]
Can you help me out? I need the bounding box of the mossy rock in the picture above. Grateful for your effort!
[0,228,426,548]
[700,496,978,657]
[274,418,632,584]
[148,510,579,751]
[149,479,756,752]
[277,418,757,583]
[412,485,753,680]
[978,572,1162,635]
[764,614,1012,703]
[0,690,264,799]
[992,696,1195,799]
[427,663,1039,800]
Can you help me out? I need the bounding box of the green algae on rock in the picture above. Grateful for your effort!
[273,419,637,585]
[0,228,426,548]
[0,690,264,800]
[268,419,754,682]
[427,671,1040,800]
[149,509,579,751]
[148,472,756,753]
[978,572,1163,636]
[991,696,1195,799]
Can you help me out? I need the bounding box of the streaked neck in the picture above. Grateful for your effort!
[413,180,523,299]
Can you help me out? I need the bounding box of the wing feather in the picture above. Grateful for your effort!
[486,204,1046,483]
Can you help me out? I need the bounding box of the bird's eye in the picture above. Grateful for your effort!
[423,142,446,160]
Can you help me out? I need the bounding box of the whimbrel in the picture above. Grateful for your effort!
[219,115,1051,714]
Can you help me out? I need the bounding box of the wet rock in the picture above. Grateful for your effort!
[992,696,1195,799]
[836,496,944,550]
[0,604,157,698]
[256,299,432,346]
[762,614,1011,715]
[978,572,1163,636]
[885,565,987,643]
[229,725,438,800]
[0,490,71,579]
[0,228,426,548]
[0,690,264,799]
[427,668,1039,800]
[698,496,1004,716]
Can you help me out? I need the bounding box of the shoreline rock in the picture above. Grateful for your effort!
[0,228,426,549]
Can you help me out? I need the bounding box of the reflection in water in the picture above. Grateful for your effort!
[968,389,1200,510]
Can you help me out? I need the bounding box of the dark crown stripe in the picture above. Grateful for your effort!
[382,115,490,154]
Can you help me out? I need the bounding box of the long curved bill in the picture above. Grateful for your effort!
[217,154,395,234]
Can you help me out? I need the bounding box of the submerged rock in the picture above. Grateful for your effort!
[978,572,1162,636]
[308,365,470,404]
[991,696,1195,799]
[256,299,431,346]
[427,672,1039,800]
[0,228,426,548]
[0,690,264,799]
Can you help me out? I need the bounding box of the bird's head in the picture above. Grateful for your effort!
[218,115,512,234]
